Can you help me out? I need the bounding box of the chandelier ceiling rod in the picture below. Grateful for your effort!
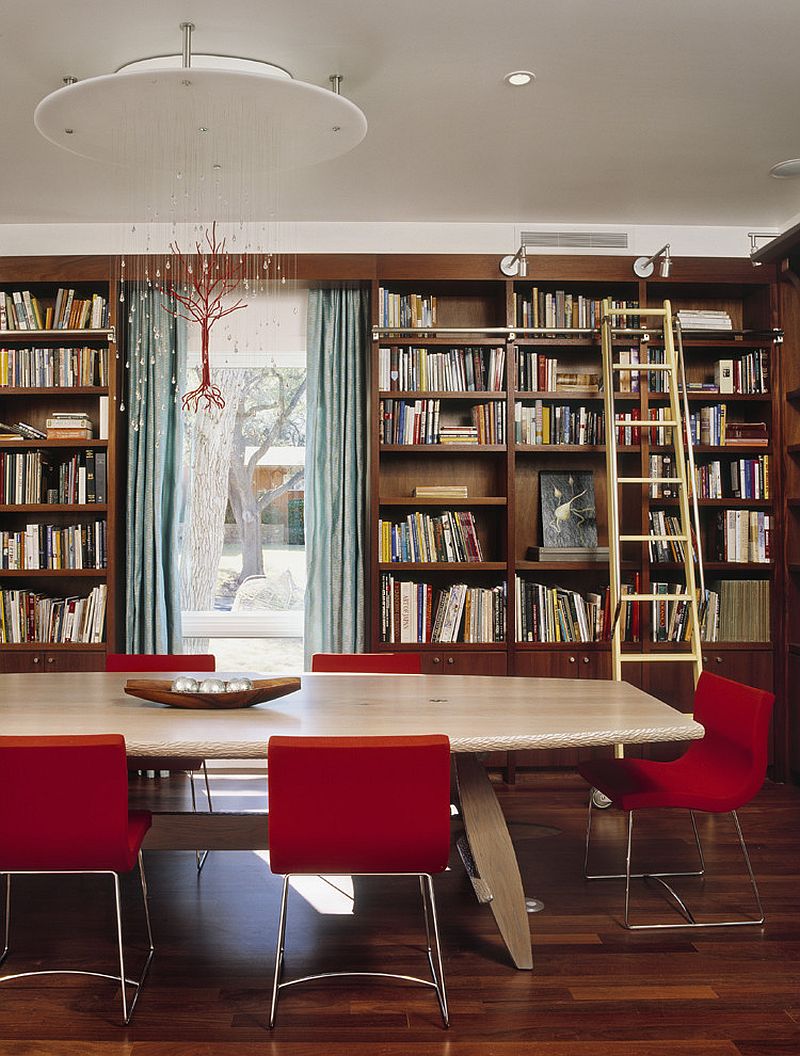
[180,22,194,69]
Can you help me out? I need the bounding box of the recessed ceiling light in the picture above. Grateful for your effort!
[505,70,535,87]
[770,159,800,179]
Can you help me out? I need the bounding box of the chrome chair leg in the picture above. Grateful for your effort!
[269,873,449,1029]
[269,875,290,1028]
[194,761,213,874]
[0,864,155,1025]
[0,874,9,967]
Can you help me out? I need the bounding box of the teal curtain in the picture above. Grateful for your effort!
[125,284,186,652]
[304,287,369,665]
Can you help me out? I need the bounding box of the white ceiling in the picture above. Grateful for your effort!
[3,0,800,228]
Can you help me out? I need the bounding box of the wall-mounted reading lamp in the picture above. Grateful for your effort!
[499,244,528,277]
[633,243,672,279]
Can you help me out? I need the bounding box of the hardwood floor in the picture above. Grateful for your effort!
[1,770,799,1056]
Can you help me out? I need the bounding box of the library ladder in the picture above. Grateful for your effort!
[601,299,704,703]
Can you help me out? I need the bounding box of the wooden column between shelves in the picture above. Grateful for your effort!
[454,752,533,969]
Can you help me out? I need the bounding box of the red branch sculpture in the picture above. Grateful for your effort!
[160,222,248,411]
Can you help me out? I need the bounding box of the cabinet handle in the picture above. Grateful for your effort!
[47,657,54,664]
[447,656,455,665]
[582,656,590,665]
[715,656,723,664]
[569,656,576,664]
[32,656,40,665]
[432,657,441,665]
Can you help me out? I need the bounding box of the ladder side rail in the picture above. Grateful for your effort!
[675,319,706,596]
[663,301,704,685]
[601,298,623,682]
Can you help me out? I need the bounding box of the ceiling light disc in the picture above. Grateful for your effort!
[505,70,535,86]
[770,159,800,179]
[34,68,367,171]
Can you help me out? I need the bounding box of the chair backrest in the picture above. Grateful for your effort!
[105,652,216,672]
[0,735,135,872]
[268,735,451,875]
[688,671,774,807]
[310,652,422,674]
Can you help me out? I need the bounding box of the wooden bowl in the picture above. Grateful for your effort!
[124,677,301,710]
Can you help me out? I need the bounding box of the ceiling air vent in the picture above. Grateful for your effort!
[520,230,629,250]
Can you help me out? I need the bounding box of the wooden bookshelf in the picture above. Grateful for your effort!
[367,257,782,774]
[0,261,119,672]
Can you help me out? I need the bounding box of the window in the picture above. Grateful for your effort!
[179,288,306,671]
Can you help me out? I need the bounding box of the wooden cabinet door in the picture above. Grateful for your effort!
[0,650,45,673]
[420,651,507,676]
[42,651,106,673]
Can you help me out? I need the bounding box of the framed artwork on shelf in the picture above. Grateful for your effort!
[540,470,598,549]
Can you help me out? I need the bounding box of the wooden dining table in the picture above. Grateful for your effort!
[0,670,704,971]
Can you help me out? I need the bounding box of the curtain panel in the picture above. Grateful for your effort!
[304,287,370,664]
[124,284,187,652]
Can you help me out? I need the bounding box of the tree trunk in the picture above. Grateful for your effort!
[180,367,248,650]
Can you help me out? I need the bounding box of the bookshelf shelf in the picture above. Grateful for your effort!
[0,568,107,577]
[0,386,109,396]
[379,496,507,507]
[515,560,638,572]
[0,503,108,513]
[651,498,772,508]
[0,438,108,449]
[378,562,506,571]
[0,641,106,651]
[379,390,505,400]
[0,328,114,342]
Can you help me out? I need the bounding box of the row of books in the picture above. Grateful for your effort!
[514,402,605,446]
[513,291,638,331]
[378,289,437,329]
[648,512,686,563]
[378,511,484,563]
[0,346,108,388]
[378,345,505,392]
[0,521,107,571]
[650,584,720,642]
[514,577,641,643]
[0,289,109,331]
[0,584,107,644]
[515,352,602,393]
[690,456,770,500]
[379,575,506,643]
[713,351,769,394]
[714,511,772,563]
[379,399,506,445]
[0,450,107,505]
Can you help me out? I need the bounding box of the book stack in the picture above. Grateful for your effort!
[0,520,107,570]
[379,574,506,643]
[724,421,768,447]
[378,510,484,563]
[413,485,468,499]
[715,510,772,563]
[648,512,686,563]
[378,345,505,392]
[556,371,601,393]
[712,579,770,642]
[0,418,46,441]
[0,584,107,644]
[438,425,479,445]
[526,546,609,563]
[515,401,605,446]
[677,309,733,331]
[46,412,93,440]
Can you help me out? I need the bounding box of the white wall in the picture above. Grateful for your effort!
[0,220,770,258]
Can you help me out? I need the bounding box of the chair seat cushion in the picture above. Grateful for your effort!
[578,742,756,813]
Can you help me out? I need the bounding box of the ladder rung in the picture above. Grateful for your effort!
[619,654,702,663]
[618,477,683,485]
[623,593,693,602]
[611,363,671,371]
[620,534,688,542]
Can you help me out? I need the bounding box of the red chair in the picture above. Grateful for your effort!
[578,671,774,929]
[0,735,153,1024]
[311,652,422,673]
[106,652,216,871]
[267,735,451,1027]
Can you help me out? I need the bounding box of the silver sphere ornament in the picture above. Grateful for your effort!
[171,676,199,692]
[225,677,254,692]
[198,678,226,694]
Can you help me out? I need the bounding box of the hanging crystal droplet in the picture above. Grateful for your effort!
[120,257,126,269]
[119,402,125,412]
[176,171,183,180]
